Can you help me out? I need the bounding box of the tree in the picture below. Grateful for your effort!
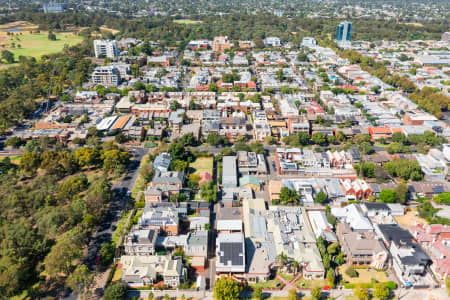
[326,269,335,289]
[102,149,130,173]
[48,31,57,41]
[311,286,322,300]
[354,285,369,300]
[1,50,14,64]
[276,252,288,267]
[99,243,115,266]
[279,187,299,205]
[288,288,297,300]
[188,173,201,190]
[394,183,408,204]
[358,142,373,155]
[104,282,127,300]
[66,264,94,299]
[5,136,22,147]
[253,287,263,300]
[207,132,226,146]
[315,191,328,204]
[379,189,396,203]
[345,267,358,278]
[249,141,265,154]
[213,277,242,300]
[392,132,406,144]
[19,152,41,174]
[115,133,128,144]
[327,242,339,256]
[200,181,217,203]
[373,282,390,300]
[44,233,83,277]
[312,132,327,145]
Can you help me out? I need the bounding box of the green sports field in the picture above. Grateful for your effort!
[0,31,83,60]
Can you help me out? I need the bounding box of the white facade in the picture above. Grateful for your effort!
[94,40,119,58]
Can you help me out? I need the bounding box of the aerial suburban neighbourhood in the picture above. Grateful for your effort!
[0,1,449,300]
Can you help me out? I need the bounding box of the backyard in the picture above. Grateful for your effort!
[190,156,213,175]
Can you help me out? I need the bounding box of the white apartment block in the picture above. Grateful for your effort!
[94,39,119,58]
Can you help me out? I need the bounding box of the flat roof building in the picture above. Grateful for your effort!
[222,156,238,188]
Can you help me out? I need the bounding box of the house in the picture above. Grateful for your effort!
[375,224,432,288]
[222,156,238,188]
[336,222,388,268]
[139,205,179,235]
[124,228,158,256]
[144,184,180,203]
[307,210,337,242]
[237,151,267,175]
[153,152,172,173]
[415,152,448,181]
[216,233,246,274]
[409,224,450,281]
[368,126,402,141]
[212,36,232,52]
[331,204,373,231]
[287,117,310,134]
[239,175,261,191]
[216,206,243,233]
[360,203,390,217]
[253,120,272,141]
[185,230,208,258]
[407,181,450,199]
[120,255,184,287]
[147,55,171,67]
[219,117,249,142]
[151,171,184,189]
[340,179,371,200]
[264,37,281,47]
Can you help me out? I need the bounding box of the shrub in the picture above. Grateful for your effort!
[345,267,358,278]
[383,281,397,290]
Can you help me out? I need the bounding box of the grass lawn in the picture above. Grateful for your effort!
[112,266,123,282]
[295,278,328,289]
[0,155,22,164]
[0,30,83,60]
[131,153,152,198]
[190,157,213,175]
[278,272,295,281]
[112,211,131,245]
[249,279,283,289]
[339,266,373,284]
[338,265,388,286]
[173,19,203,25]
[372,269,388,282]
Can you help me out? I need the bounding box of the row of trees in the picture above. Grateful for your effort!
[0,149,115,297]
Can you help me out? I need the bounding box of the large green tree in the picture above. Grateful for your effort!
[213,277,242,300]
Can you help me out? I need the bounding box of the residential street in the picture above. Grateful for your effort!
[63,146,149,299]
